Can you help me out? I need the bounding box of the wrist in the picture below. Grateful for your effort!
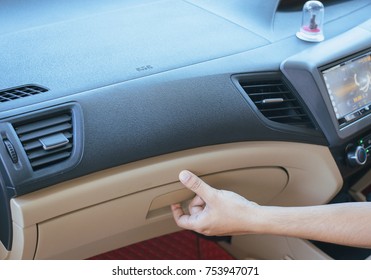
[248,205,285,235]
[239,203,273,235]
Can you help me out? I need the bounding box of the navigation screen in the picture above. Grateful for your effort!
[322,52,371,124]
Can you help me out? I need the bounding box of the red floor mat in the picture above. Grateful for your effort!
[89,231,234,260]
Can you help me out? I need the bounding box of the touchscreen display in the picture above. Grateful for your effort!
[322,52,371,123]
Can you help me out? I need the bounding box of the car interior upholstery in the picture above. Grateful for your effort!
[0,0,370,260]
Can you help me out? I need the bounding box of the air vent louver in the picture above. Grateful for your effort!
[13,112,73,171]
[0,85,48,103]
[240,79,314,129]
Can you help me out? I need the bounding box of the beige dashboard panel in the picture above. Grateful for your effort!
[7,141,342,259]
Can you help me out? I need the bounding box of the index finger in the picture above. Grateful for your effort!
[171,203,194,230]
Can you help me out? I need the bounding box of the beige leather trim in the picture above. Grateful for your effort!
[349,169,371,202]
[226,234,332,260]
[6,141,342,259]
[0,240,8,260]
[35,167,288,259]
[9,224,37,260]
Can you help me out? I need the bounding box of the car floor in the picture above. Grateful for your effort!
[88,230,235,260]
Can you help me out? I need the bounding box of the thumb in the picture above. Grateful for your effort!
[179,170,214,201]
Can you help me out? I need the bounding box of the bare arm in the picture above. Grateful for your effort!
[171,170,371,248]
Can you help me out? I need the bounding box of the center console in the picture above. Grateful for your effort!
[281,27,371,177]
[281,28,371,259]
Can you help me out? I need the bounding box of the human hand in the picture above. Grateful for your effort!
[171,170,262,236]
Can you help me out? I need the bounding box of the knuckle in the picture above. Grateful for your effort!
[190,178,202,192]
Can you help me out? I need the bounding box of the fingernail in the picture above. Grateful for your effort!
[179,170,191,183]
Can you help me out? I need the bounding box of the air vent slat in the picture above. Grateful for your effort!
[244,90,287,95]
[13,111,74,171]
[0,85,48,103]
[242,83,284,89]
[268,114,309,120]
[31,152,72,170]
[27,143,73,160]
[15,114,71,134]
[18,123,72,142]
[259,106,303,112]
[23,132,73,152]
[240,78,314,129]
[255,99,297,106]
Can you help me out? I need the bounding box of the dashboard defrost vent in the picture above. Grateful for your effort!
[13,112,73,171]
[240,79,314,129]
[0,85,48,103]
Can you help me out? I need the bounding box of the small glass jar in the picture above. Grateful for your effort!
[296,1,325,42]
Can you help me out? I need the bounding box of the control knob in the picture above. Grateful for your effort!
[347,146,367,167]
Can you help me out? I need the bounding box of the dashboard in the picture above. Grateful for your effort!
[0,0,370,260]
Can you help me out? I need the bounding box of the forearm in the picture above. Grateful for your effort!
[255,202,371,248]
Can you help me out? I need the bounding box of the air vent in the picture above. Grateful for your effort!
[13,112,73,171]
[240,79,315,129]
[0,85,48,103]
